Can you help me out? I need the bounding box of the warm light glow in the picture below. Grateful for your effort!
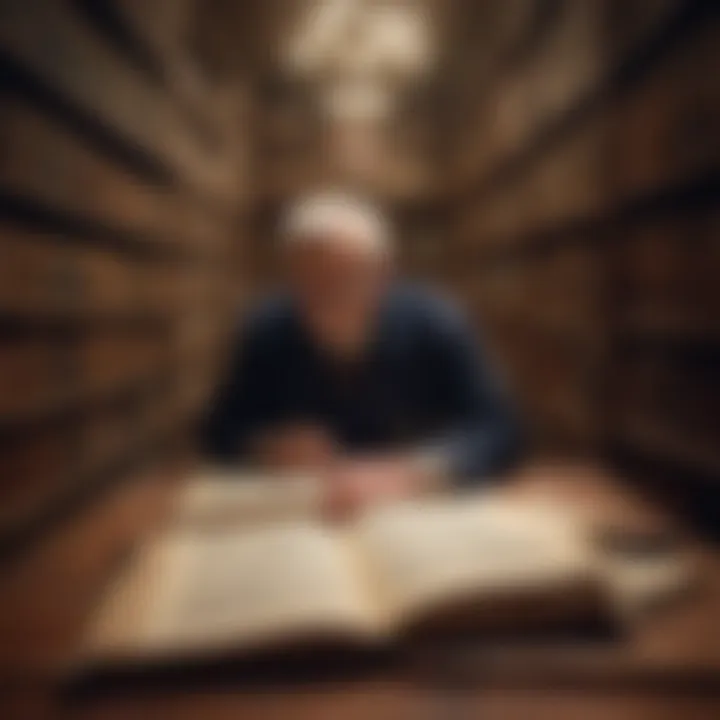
[361,5,432,77]
[288,0,361,76]
[286,0,434,118]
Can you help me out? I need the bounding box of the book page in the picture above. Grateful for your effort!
[350,493,603,631]
[172,467,322,529]
[83,522,383,664]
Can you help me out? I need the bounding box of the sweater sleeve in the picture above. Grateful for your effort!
[421,303,524,483]
[199,314,282,462]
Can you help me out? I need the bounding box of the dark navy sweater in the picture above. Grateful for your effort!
[201,286,523,481]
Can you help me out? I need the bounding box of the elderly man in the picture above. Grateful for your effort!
[202,192,522,515]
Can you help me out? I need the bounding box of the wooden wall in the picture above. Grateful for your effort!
[443,0,719,494]
[0,0,249,547]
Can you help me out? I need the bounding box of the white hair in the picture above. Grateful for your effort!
[281,192,391,256]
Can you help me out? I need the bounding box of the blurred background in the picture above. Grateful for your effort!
[0,0,718,547]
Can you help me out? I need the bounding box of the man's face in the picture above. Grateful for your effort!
[285,234,390,359]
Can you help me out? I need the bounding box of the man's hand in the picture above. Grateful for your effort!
[253,425,336,471]
[252,431,441,519]
[323,456,436,519]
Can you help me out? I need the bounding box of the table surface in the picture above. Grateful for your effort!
[1,462,719,719]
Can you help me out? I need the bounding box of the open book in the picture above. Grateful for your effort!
[79,490,613,670]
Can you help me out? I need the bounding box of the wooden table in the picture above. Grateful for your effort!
[1,462,719,719]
